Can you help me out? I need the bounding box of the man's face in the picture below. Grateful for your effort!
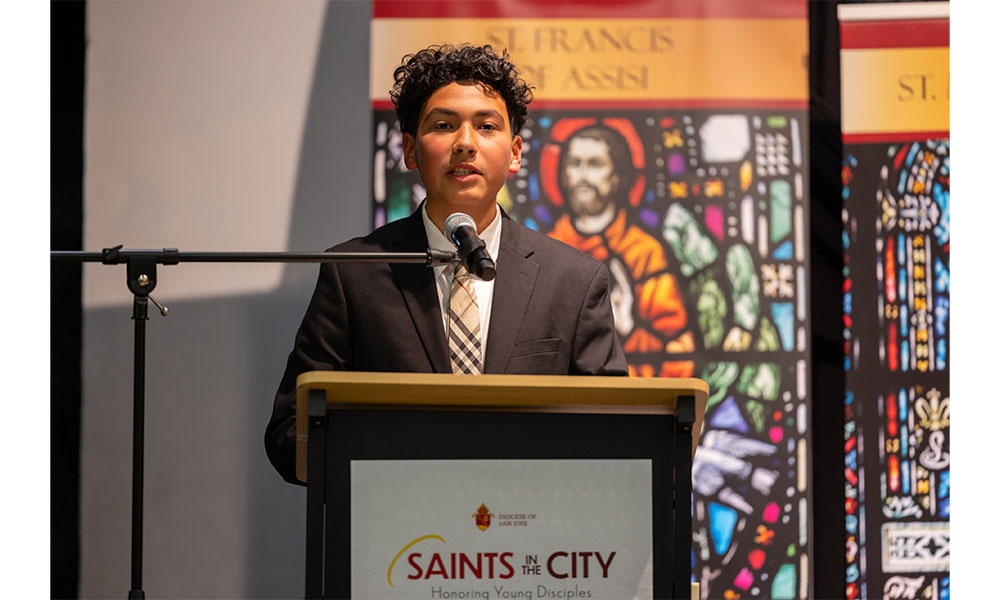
[562,136,619,217]
[402,81,522,229]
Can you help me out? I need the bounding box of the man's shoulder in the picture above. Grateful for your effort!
[503,218,603,267]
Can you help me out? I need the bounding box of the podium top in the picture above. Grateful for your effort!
[295,371,708,482]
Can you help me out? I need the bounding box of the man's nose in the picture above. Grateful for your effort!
[579,166,602,183]
[452,123,477,154]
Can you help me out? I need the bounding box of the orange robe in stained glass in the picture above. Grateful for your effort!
[548,210,695,377]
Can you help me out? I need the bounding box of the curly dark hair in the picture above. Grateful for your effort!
[390,43,534,137]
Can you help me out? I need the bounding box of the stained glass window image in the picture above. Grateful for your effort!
[842,140,950,600]
[373,107,812,599]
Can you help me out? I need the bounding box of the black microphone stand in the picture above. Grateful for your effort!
[50,245,459,600]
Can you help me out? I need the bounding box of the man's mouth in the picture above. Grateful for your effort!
[449,165,479,176]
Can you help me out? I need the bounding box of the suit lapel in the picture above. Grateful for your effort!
[485,220,538,374]
[389,211,451,373]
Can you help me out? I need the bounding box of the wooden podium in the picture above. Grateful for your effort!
[295,372,707,600]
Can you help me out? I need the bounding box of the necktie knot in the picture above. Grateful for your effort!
[452,263,471,284]
[448,264,482,374]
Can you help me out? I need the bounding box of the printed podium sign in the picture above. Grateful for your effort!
[350,459,654,599]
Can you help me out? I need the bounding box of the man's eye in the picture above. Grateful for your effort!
[433,122,454,130]
[480,123,497,131]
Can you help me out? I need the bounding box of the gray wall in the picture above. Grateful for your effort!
[80,2,371,597]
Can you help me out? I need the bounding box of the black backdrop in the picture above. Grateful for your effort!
[51,2,85,598]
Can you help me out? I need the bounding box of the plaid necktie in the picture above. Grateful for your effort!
[448,264,482,374]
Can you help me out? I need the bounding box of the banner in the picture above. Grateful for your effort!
[839,3,950,599]
[372,2,811,597]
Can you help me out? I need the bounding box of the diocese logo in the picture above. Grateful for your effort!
[473,503,493,531]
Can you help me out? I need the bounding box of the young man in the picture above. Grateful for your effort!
[265,44,627,485]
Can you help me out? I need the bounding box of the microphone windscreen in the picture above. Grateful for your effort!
[444,212,476,243]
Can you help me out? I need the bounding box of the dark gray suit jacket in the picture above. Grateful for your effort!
[265,207,628,483]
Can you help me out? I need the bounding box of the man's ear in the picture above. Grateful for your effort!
[402,133,418,171]
[508,135,524,174]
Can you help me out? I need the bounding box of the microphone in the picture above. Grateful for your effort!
[444,212,497,281]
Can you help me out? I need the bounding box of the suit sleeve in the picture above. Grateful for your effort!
[264,261,351,485]
[571,261,630,376]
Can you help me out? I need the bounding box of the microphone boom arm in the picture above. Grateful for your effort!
[51,245,459,266]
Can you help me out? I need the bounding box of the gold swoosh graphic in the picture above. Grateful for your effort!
[387,534,446,587]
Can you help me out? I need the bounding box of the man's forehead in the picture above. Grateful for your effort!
[420,81,509,121]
